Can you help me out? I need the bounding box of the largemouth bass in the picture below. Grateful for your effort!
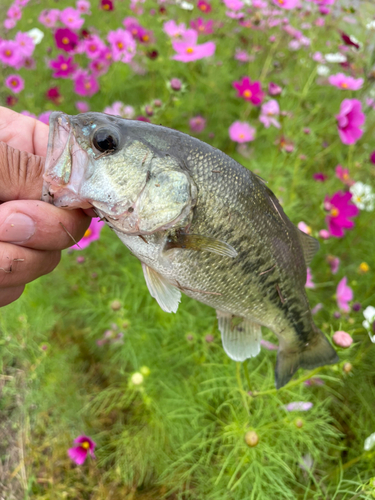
[43,112,339,388]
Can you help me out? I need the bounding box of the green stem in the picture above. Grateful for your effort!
[243,361,252,392]
[236,362,249,412]
[252,367,323,397]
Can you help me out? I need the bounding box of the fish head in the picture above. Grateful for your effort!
[43,112,196,235]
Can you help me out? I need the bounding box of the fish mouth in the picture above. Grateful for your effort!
[42,112,92,209]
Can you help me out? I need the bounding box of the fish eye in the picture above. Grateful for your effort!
[92,127,119,154]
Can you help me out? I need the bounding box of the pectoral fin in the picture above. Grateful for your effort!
[217,311,262,361]
[142,263,181,313]
[165,233,237,258]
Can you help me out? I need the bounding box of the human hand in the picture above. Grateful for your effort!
[0,107,90,307]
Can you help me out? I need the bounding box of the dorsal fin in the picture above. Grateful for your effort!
[297,230,320,265]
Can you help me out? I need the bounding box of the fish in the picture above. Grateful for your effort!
[42,111,339,388]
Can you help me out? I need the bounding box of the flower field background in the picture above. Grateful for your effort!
[1,0,375,498]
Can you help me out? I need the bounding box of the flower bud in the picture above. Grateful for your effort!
[244,430,259,447]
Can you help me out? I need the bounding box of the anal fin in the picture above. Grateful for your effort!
[217,311,262,361]
[142,263,181,313]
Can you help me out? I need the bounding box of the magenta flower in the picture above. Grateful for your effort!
[107,29,136,63]
[172,30,215,62]
[268,82,282,96]
[197,0,212,13]
[259,100,281,129]
[100,0,114,11]
[229,121,256,143]
[82,35,106,59]
[0,40,22,67]
[38,111,52,125]
[60,7,84,30]
[335,165,354,187]
[55,28,79,52]
[333,330,353,347]
[46,86,62,105]
[68,435,96,465]
[272,0,301,9]
[328,73,363,90]
[38,9,60,28]
[73,70,99,97]
[324,191,359,238]
[327,255,340,274]
[190,18,214,35]
[313,172,327,182]
[15,32,35,58]
[305,267,315,289]
[223,0,244,10]
[49,55,77,78]
[233,77,264,106]
[5,74,24,93]
[7,5,22,20]
[76,101,90,113]
[336,277,353,312]
[189,115,206,133]
[285,402,313,411]
[71,218,105,250]
[336,99,365,145]
[370,151,375,165]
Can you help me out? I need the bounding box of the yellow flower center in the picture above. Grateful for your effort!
[142,34,149,41]
[186,47,194,53]
[277,0,284,4]
[5,49,12,56]
[62,37,69,44]
[359,262,369,272]
[343,173,349,179]
[243,90,252,98]
[103,3,109,9]
[239,133,245,139]
[68,17,74,22]
[341,82,348,88]
[61,63,68,70]
[200,4,207,10]
[199,26,204,31]
[330,208,339,217]
[84,229,92,238]
[81,441,90,449]
[11,79,18,86]
[84,82,91,89]
[117,42,123,49]
[89,44,97,51]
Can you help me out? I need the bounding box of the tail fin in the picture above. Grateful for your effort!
[275,327,339,389]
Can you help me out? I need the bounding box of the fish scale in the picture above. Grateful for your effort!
[43,111,339,388]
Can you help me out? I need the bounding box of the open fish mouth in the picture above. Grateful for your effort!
[42,112,92,209]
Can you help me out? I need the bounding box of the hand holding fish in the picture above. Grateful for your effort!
[0,107,90,306]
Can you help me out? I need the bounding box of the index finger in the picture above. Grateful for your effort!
[0,107,49,157]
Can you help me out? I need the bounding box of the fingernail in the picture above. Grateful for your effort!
[0,213,36,243]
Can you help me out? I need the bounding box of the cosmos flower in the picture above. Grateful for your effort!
[49,54,77,78]
[163,20,187,38]
[336,99,365,145]
[229,121,256,143]
[370,151,375,165]
[336,277,353,312]
[5,74,24,94]
[26,28,44,45]
[68,436,96,465]
[313,173,327,182]
[7,5,22,20]
[100,0,114,11]
[189,115,206,133]
[324,191,359,237]
[298,221,312,235]
[54,28,79,52]
[76,0,91,14]
[60,7,84,30]
[233,77,264,106]
[0,40,22,67]
[335,165,354,186]
[71,218,105,250]
[46,86,62,105]
[172,30,215,62]
[76,101,90,113]
[259,100,281,129]
[328,73,363,90]
[107,29,136,63]
[268,82,282,96]
[332,331,353,348]
[197,0,212,13]
[326,255,340,274]
[305,267,315,288]
[284,402,313,411]
[15,32,35,58]
[260,339,278,350]
[272,0,301,9]
[349,182,375,212]
[81,35,106,59]
[73,70,99,97]
[38,9,60,28]
[104,102,135,118]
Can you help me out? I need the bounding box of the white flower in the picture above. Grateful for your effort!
[26,28,44,45]
[131,372,144,385]
[362,306,375,343]
[317,64,330,76]
[366,20,375,30]
[364,432,375,451]
[177,0,194,10]
[325,53,347,63]
[350,182,375,211]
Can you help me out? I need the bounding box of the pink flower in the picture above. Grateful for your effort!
[76,0,91,14]
[285,402,313,411]
[55,28,79,52]
[233,76,264,106]
[298,221,312,235]
[189,115,206,133]
[261,339,278,350]
[313,172,327,182]
[0,40,22,67]
[49,54,77,78]
[336,277,353,312]
[60,7,84,30]
[15,32,35,58]
[107,29,136,63]
[268,81,282,96]
[76,101,90,113]
[172,31,215,62]
[327,255,340,274]
[328,73,363,91]
[163,20,187,38]
[82,35,106,59]
[333,331,353,348]
[100,0,114,11]
[272,0,301,9]
[319,229,330,239]
[38,111,52,125]
[304,377,324,386]
[305,267,315,288]
[38,9,60,28]
[229,121,256,143]
[311,303,323,315]
[5,74,24,93]
[336,99,365,145]
[73,71,99,97]
[104,102,134,118]
[190,18,214,35]
[335,165,354,186]
[197,0,212,13]
[71,218,105,250]
[7,5,22,20]
[68,435,96,465]
[324,191,359,238]
[234,49,251,62]
[4,19,16,30]
[259,100,281,128]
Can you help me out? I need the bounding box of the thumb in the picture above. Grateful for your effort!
[0,142,45,201]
